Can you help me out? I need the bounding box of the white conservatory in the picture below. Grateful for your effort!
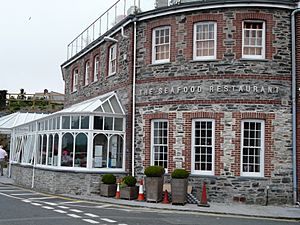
[9,92,126,173]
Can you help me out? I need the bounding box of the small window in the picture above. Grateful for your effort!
[108,44,117,76]
[72,69,78,92]
[94,116,103,130]
[62,116,70,129]
[152,26,170,64]
[193,22,217,60]
[242,21,265,59]
[241,120,264,177]
[84,61,90,86]
[151,120,168,169]
[93,55,99,82]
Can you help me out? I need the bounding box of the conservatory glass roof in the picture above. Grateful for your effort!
[0,112,48,134]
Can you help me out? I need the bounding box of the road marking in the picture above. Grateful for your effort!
[31,203,42,206]
[101,218,117,223]
[11,193,39,196]
[28,196,56,200]
[54,209,67,214]
[42,206,54,210]
[70,209,83,213]
[58,205,69,209]
[67,214,82,218]
[22,199,31,203]
[118,224,128,225]
[84,213,99,218]
[0,189,23,192]
[95,204,112,208]
[82,219,99,224]
[43,202,58,206]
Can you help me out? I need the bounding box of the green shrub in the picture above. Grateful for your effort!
[171,169,189,179]
[122,176,137,187]
[102,174,116,184]
[144,165,165,177]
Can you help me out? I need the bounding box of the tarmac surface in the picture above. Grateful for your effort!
[1,170,299,221]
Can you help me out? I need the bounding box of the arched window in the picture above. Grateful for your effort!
[84,61,90,86]
[75,133,88,168]
[53,134,59,166]
[109,135,123,168]
[47,134,53,165]
[72,68,78,92]
[93,134,108,168]
[41,134,47,165]
[37,135,42,164]
[61,133,74,167]
[93,55,99,82]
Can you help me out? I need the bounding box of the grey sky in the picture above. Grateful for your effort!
[0,0,119,94]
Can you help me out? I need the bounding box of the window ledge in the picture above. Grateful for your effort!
[189,174,217,179]
[190,59,220,63]
[240,58,269,62]
[238,176,267,180]
[107,73,116,78]
[71,90,77,94]
[149,62,172,67]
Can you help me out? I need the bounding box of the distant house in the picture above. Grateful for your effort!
[33,90,64,103]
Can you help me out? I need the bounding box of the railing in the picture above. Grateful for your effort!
[67,0,165,60]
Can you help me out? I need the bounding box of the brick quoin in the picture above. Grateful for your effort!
[183,112,224,175]
[233,12,276,60]
[232,112,275,177]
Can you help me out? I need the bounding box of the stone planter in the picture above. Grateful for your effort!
[145,176,164,202]
[100,183,117,197]
[120,186,138,200]
[171,178,188,205]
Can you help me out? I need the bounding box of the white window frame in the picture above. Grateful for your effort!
[240,120,265,177]
[72,69,78,92]
[242,20,265,59]
[150,119,168,172]
[84,61,90,86]
[152,26,171,64]
[93,55,99,82]
[108,44,117,76]
[191,119,215,175]
[193,22,217,60]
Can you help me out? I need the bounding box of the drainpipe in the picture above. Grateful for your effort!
[291,2,300,205]
[131,20,137,177]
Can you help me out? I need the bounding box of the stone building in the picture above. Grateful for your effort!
[6,0,300,205]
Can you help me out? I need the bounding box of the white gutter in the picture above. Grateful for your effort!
[131,20,137,176]
[291,2,300,205]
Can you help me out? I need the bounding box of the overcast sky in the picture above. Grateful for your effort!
[0,0,121,94]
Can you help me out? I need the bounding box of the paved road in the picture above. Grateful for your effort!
[0,183,298,225]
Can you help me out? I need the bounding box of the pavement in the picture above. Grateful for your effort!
[0,170,299,221]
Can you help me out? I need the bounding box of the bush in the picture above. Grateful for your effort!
[144,165,165,177]
[102,174,116,184]
[122,176,137,187]
[171,169,189,179]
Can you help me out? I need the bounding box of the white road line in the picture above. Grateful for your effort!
[42,206,54,210]
[101,218,117,223]
[95,204,112,208]
[118,224,128,225]
[11,193,38,196]
[31,203,42,206]
[69,209,83,213]
[28,196,56,200]
[59,201,83,204]
[82,219,99,224]
[43,202,58,206]
[58,205,69,209]
[0,190,23,192]
[84,213,99,218]
[67,214,82,218]
[54,209,67,214]
[22,199,31,203]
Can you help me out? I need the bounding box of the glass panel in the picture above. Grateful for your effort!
[94,116,103,130]
[114,118,123,131]
[104,117,113,130]
[109,135,123,168]
[110,96,123,114]
[57,117,60,129]
[93,134,108,168]
[71,116,80,129]
[36,135,42,164]
[53,134,59,166]
[62,116,70,129]
[102,101,113,113]
[41,134,47,165]
[74,133,87,168]
[47,135,53,165]
[61,133,74,167]
[81,116,89,129]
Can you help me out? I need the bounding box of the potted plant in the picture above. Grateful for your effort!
[100,174,117,197]
[120,175,138,200]
[171,169,189,205]
[144,165,165,202]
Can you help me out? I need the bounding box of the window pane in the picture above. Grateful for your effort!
[71,116,79,129]
[47,135,53,165]
[74,133,87,168]
[109,135,123,168]
[61,133,74,167]
[152,121,168,169]
[81,116,89,129]
[104,117,113,130]
[94,116,103,130]
[114,118,123,131]
[41,135,47,165]
[53,134,59,166]
[93,134,108,168]
[62,116,70,129]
